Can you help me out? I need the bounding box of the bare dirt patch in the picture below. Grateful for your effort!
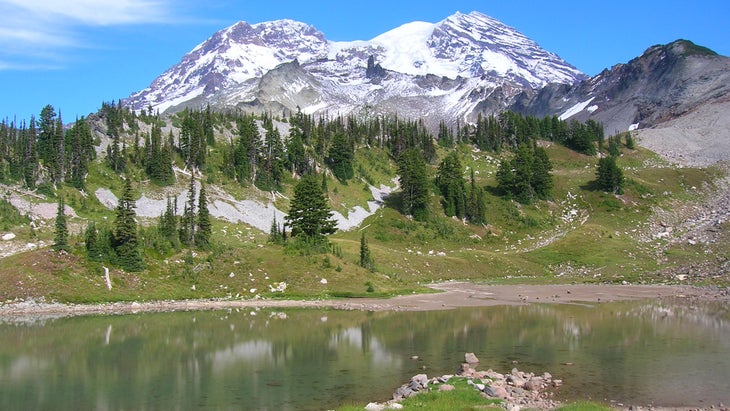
[1,282,726,320]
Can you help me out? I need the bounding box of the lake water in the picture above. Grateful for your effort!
[1,298,729,410]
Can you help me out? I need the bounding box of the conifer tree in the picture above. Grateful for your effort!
[85,222,101,261]
[286,126,308,175]
[285,174,337,241]
[23,118,38,188]
[268,215,284,244]
[435,151,466,218]
[531,146,553,200]
[596,155,625,194]
[466,169,487,224]
[37,105,56,168]
[179,174,196,246]
[497,144,553,204]
[359,231,374,271]
[159,196,178,246]
[326,132,354,182]
[195,183,211,249]
[53,196,69,252]
[113,177,144,271]
[256,124,284,190]
[397,148,430,220]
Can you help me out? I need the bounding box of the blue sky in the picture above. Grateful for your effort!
[0,0,728,121]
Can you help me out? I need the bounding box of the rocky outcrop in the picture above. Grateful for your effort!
[365,355,561,410]
[511,40,730,134]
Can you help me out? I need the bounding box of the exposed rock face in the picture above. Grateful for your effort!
[511,40,730,134]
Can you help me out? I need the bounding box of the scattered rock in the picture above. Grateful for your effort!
[465,352,480,364]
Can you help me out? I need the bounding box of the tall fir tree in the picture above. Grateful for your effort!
[531,146,554,200]
[435,151,466,218]
[113,177,144,271]
[466,169,487,225]
[159,196,179,247]
[179,174,196,246]
[326,132,354,182]
[84,222,101,261]
[596,155,625,194]
[397,148,430,221]
[359,231,374,271]
[285,174,337,241]
[53,196,69,252]
[195,183,211,249]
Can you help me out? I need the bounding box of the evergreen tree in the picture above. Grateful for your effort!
[23,118,39,188]
[233,115,259,184]
[37,105,56,169]
[596,155,625,194]
[256,123,284,190]
[53,196,69,252]
[84,222,101,261]
[496,158,515,196]
[195,183,211,249]
[397,148,430,220]
[286,126,309,175]
[326,132,354,182]
[531,146,553,200]
[66,117,95,190]
[497,144,553,204]
[285,174,337,241]
[437,120,454,147]
[359,231,374,271]
[159,196,179,247]
[113,178,144,271]
[179,174,196,246]
[466,169,487,225]
[268,215,284,244]
[435,151,466,218]
[145,120,174,185]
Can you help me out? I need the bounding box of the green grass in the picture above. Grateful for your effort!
[335,378,613,411]
[337,378,501,411]
[1,135,727,303]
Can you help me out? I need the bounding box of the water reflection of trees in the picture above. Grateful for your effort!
[1,300,728,410]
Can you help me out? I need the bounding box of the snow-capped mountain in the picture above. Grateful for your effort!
[124,11,585,121]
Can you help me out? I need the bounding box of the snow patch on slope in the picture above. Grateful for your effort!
[559,97,596,121]
[94,182,395,233]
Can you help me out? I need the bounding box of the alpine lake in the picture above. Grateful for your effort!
[1,297,729,410]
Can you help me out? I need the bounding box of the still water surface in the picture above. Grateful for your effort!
[1,299,728,410]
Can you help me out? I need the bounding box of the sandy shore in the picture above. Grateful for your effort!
[1,282,726,319]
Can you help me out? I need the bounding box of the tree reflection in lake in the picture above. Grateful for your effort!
[1,299,728,410]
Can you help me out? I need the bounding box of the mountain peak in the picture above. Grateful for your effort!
[124,11,585,117]
[644,39,719,58]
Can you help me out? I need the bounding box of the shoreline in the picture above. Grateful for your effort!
[2,282,727,319]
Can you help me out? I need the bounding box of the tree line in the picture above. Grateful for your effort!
[7,99,633,274]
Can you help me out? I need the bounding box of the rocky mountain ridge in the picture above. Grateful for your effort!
[123,13,730,135]
[511,39,730,134]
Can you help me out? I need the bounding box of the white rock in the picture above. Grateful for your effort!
[320,278,328,284]
[1,233,16,241]
[365,402,385,411]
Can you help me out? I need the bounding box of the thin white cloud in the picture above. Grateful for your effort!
[0,0,179,70]
[1,0,173,26]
